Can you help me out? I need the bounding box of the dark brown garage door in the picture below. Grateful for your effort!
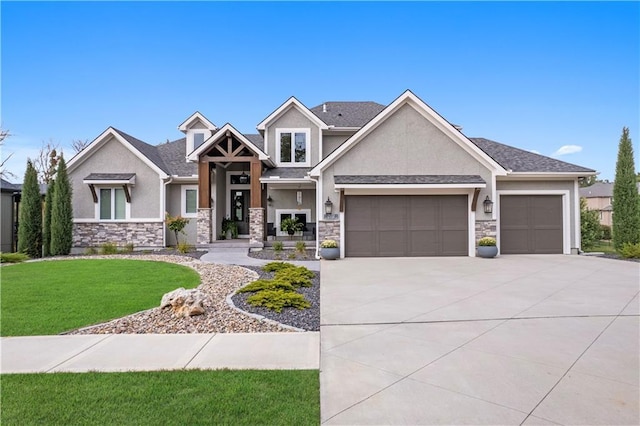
[345,195,468,257]
[500,195,563,254]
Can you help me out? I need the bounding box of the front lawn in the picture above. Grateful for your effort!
[0,259,200,336]
[583,240,617,254]
[1,369,319,425]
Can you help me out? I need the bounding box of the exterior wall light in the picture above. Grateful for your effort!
[324,197,333,216]
[483,195,493,214]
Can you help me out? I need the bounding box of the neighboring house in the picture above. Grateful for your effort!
[579,182,640,227]
[67,90,596,257]
[1,178,21,252]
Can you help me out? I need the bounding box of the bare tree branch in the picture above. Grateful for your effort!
[33,139,61,184]
[71,138,90,154]
[0,127,16,180]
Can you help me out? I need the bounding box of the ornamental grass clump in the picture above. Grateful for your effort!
[478,237,497,246]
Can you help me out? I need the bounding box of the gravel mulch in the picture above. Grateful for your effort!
[66,255,292,334]
[248,249,316,261]
[595,253,640,263]
[230,266,320,331]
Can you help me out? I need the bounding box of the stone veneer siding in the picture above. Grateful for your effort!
[197,208,213,245]
[249,208,265,248]
[318,218,341,248]
[73,222,163,247]
[475,220,497,243]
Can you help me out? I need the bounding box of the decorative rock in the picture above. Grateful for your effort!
[161,288,207,317]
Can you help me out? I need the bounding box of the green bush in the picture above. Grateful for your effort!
[50,155,73,256]
[123,243,135,253]
[295,241,306,253]
[247,290,311,313]
[600,225,612,240]
[0,252,30,263]
[263,261,295,273]
[84,247,98,255]
[176,241,192,254]
[478,237,496,246]
[272,241,284,252]
[580,198,602,250]
[17,161,42,258]
[100,242,119,255]
[237,279,296,294]
[275,266,314,288]
[620,243,640,259]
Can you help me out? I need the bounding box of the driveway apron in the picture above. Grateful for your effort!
[320,255,639,425]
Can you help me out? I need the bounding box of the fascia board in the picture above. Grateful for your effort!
[178,111,217,131]
[256,97,328,131]
[335,183,486,190]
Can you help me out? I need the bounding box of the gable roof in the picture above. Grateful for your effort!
[1,178,21,192]
[256,96,328,131]
[156,138,197,177]
[310,101,386,128]
[310,90,508,177]
[243,134,264,152]
[186,123,274,166]
[178,111,217,132]
[471,138,596,174]
[579,182,640,198]
[113,128,171,175]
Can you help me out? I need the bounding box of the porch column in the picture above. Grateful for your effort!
[249,208,265,248]
[250,159,262,208]
[197,160,212,245]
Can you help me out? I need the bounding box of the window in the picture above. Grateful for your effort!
[276,129,310,166]
[182,185,198,217]
[99,188,126,220]
[193,133,205,150]
[275,209,311,236]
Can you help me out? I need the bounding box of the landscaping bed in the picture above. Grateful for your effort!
[248,248,316,261]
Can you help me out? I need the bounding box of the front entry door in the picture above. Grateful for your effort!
[231,190,250,235]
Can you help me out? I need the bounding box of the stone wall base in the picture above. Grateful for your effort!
[197,208,212,245]
[73,222,164,248]
[249,208,265,248]
[475,220,497,243]
[318,219,341,247]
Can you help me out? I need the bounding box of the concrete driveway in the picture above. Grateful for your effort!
[320,255,639,425]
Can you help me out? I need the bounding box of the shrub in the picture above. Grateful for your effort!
[263,261,294,273]
[580,198,601,250]
[0,252,30,263]
[600,225,612,240]
[620,243,640,259]
[123,243,135,253]
[177,241,192,254]
[165,213,190,245]
[237,279,296,293]
[42,182,55,257]
[50,155,73,256]
[612,127,640,250]
[84,247,98,255]
[100,242,119,255]
[478,237,496,246]
[272,241,284,252]
[246,290,311,313]
[275,268,313,287]
[320,239,338,248]
[295,241,306,253]
[288,252,297,259]
[17,160,42,258]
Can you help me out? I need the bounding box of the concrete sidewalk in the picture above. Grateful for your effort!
[1,332,319,374]
[199,247,320,271]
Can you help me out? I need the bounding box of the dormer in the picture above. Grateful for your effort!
[178,112,217,155]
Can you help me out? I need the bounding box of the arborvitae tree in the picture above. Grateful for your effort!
[17,160,42,257]
[612,127,640,250]
[50,155,73,255]
[42,181,55,256]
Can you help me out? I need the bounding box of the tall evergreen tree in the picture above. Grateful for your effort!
[612,127,640,250]
[50,155,73,255]
[17,160,42,257]
[42,180,55,256]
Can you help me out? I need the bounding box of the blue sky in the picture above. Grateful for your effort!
[1,1,638,181]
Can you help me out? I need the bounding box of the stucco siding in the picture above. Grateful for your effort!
[266,107,320,166]
[69,136,162,219]
[1,192,14,252]
[322,134,351,159]
[265,188,316,223]
[166,183,197,246]
[321,103,494,222]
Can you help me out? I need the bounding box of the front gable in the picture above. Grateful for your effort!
[310,90,507,177]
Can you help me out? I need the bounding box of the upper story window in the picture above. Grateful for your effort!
[99,188,127,220]
[193,133,205,150]
[181,185,198,217]
[276,128,310,166]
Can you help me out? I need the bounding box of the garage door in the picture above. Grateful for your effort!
[345,195,468,257]
[500,195,563,254]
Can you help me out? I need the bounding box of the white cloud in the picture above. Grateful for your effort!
[552,145,583,156]
[529,149,541,154]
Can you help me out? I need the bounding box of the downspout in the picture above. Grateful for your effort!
[162,176,173,247]
[308,174,321,259]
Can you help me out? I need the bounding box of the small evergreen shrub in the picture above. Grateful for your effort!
[247,289,311,313]
[263,261,295,273]
[0,252,30,263]
[100,242,119,255]
[273,241,284,252]
[620,243,640,259]
[295,241,306,253]
[478,237,497,246]
[237,279,296,293]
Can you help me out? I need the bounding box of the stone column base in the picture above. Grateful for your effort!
[197,208,213,245]
[475,220,497,244]
[249,208,265,248]
[318,219,341,247]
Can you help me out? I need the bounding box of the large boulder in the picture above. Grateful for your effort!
[160,287,207,317]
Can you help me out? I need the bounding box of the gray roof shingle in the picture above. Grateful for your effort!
[310,102,386,128]
[84,173,136,180]
[156,138,197,177]
[112,128,171,175]
[262,168,312,179]
[243,134,265,152]
[470,137,595,174]
[1,178,21,192]
[334,175,486,185]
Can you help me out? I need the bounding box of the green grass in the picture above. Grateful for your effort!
[0,259,200,336]
[1,370,320,425]
[583,240,617,254]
